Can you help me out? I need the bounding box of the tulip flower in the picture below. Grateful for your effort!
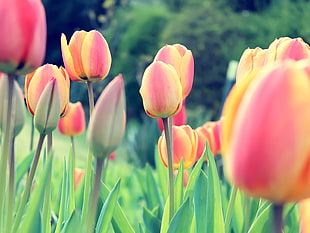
[264,37,310,64]
[61,30,112,82]
[25,64,70,117]
[174,169,189,187]
[0,73,26,137]
[155,44,194,98]
[74,168,84,190]
[140,61,183,118]
[300,198,310,233]
[158,125,198,170]
[87,74,126,158]
[58,102,85,136]
[222,59,310,203]
[0,0,46,75]
[157,100,187,131]
[236,47,267,82]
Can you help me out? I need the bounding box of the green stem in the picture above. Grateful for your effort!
[47,133,53,155]
[70,136,76,170]
[86,158,104,233]
[12,134,46,233]
[5,138,15,233]
[243,196,251,233]
[81,81,95,222]
[273,204,284,233]
[30,116,34,151]
[0,76,14,232]
[224,186,238,233]
[101,157,109,183]
[163,117,174,222]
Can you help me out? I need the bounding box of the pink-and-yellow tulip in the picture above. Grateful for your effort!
[236,47,267,82]
[25,64,70,117]
[140,61,183,118]
[300,198,310,233]
[265,37,310,64]
[158,125,198,170]
[58,102,85,136]
[155,44,194,98]
[87,74,126,158]
[61,30,112,82]
[157,100,187,131]
[0,0,46,75]
[222,59,310,203]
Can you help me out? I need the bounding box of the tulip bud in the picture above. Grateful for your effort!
[140,61,183,118]
[58,102,85,136]
[265,37,310,64]
[87,75,126,158]
[158,125,198,170]
[0,73,26,137]
[222,60,310,202]
[155,44,194,98]
[61,30,112,82]
[236,47,267,82]
[25,64,70,117]
[0,0,47,75]
[34,78,61,135]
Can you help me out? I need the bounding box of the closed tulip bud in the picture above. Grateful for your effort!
[87,75,126,158]
[61,30,112,82]
[236,47,267,82]
[155,44,194,98]
[140,61,183,118]
[265,37,310,64]
[158,125,198,170]
[222,60,310,203]
[0,0,46,75]
[58,102,85,136]
[34,78,61,135]
[300,198,310,233]
[157,100,187,131]
[25,64,70,117]
[0,73,26,137]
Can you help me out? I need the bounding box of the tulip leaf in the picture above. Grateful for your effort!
[155,145,168,199]
[60,210,81,233]
[206,146,225,233]
[100,183,135,233]
[174,161,184,212]
[160,198,170,233]
[247,204,272,233]
[232,189,244,233]
[16,151,35,189]
[166,197,194,233]
[142,207,161,233]
[96,179,121,233]
[194,171,208,233]
[17,153,53,233]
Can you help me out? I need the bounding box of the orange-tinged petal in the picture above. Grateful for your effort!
[81,30,112,82]
[300,198,310,233]
[140,61,183,118]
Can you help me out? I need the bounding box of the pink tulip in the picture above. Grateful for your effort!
[58,102,86,136]
[157,100,187,131]
[74,168,84,190]
[236,47,267,82]
[155,44,194,98]
[87,75,126,158]
[61,30,112,82]
[0,0,46,75]
[140,61,183,118]
[158,125,198,170]
[25,64,70,117]
[222,59,310,203]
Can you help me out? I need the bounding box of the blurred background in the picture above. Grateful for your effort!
[42,0,310,165]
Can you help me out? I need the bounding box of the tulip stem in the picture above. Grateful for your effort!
[70,136,76,170]
[86,158,104,233]
[273,203,284,233]
[12,134,46,233]
[0,76,14,232]
[163,117,174,222]
[87,81,95,115]
[224,186,238,233]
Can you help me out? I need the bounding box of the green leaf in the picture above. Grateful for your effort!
[96,179,121,233]
[155,145,168,199]
[143,207,161,233]
[167,198,194,233]
[100,183,135,233]
[232,189,244,233]
[184,154,204,199]
[16,151,35,189]
[17,153,53,233]
[174,161,184,212]
[60,210,81,233]
[247,204,272,233]
[160,198,170,233]
[206,147,225,233]
[194,172,208,233]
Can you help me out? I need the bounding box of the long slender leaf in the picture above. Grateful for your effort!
[154,145,168,199]
[143,207,161,233]
[160,198,170,233]
[247,204,272,233]
[174,161,184,212]
[15,151,35,189]
[96,179,121,233]
[184,155,204,199]
[194,172,208,233]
